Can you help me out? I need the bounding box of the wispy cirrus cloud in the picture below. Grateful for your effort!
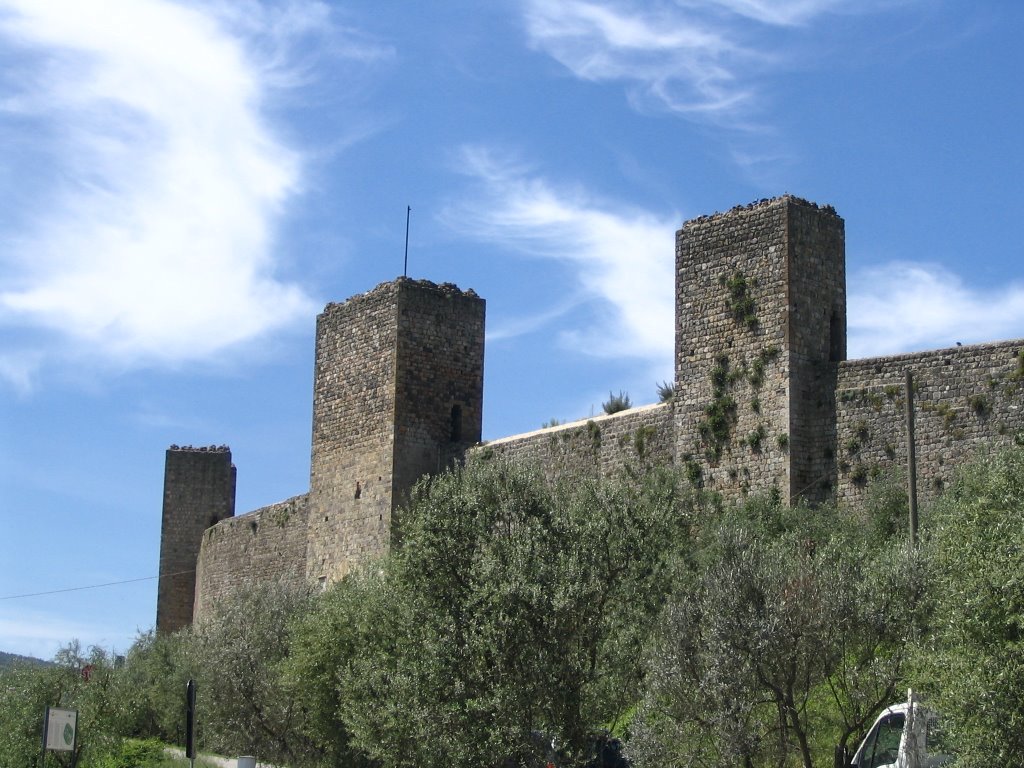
[445,147,1023,369]
[443,146,677,362]
[0,0,389,391]
[848,262,1024,358]
[521,0,906,124]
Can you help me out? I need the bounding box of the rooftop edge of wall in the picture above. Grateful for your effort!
[839,337,1024,377]
[203,493,309,535]
[680,194,841,230]
[321,276,481,315]
[482,401,670,448]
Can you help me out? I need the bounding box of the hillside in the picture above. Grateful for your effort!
[0,650,51,669]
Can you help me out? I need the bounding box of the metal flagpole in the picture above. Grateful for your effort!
[404,205,411,278]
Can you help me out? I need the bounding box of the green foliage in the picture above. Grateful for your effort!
[292,459,696,768]
[284,572,383,768]
[683,455,704,489]
[0,643,128,768]
[657,380,674,403]
[187,581,315,765]
[698,355,739,461]
[602,390,632,414]
[631,493,924,768]
[633,424,658,461]
[968,394,990,417]
[916,446,1024,766]
[88,738,176,768]
[541,417,563,428]
[745,424,767,451]
[116,630,191,746]
[849,462,869,486]
[722,270,758,330]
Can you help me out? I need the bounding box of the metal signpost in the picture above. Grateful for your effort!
[186,678,197,768]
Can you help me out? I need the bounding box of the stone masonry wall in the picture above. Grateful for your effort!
[835,340,1024,506]
[306,282,399,583]
[306,278,485,584]
[193,494,309,622]
[675,197,841,504]
[476,403,674,478]
[392,281,485,507]
[784,202,846,504]
[156,446,236,633]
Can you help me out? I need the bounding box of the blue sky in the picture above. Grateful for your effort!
[1,0,1022,659]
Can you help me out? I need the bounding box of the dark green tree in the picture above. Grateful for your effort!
[630,492,924,768]
[187,580,315,765]
[0,642,128,768]
[916,445,1024,767]
[289,457,694,768]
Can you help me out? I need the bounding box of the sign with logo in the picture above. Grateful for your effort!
[43,707,77,752]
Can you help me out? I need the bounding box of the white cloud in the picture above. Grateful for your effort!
[848,262,1024,358]
[446,150,1024,370]
[521,0,907,123]
[0,0,370,387]
[444,146,677,362]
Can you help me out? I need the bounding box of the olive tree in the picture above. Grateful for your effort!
[0,642,127,768]
[630,493,925,768]
[288,457,695,768]
[916,445,1024,767]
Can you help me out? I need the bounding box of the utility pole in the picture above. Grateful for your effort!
[905,370,919,547]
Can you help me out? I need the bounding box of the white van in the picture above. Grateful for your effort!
[842,690,954,768]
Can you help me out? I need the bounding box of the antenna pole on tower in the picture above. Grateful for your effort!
[403,206,411,278]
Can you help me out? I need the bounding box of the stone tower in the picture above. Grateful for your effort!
[155,446,236,633]
[305,278,485,583]
[674,196,845,504]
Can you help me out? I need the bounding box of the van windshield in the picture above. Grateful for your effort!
[861,712,905,768]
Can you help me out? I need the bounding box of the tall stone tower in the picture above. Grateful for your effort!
[674,196,845,504]
[306,278,485,583]
[156,446,236,632]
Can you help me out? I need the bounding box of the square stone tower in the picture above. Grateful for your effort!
[674,196,845,504]
[306,278,485,582]
[155,446,236,633]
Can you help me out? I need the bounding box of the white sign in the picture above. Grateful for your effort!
[44,707,77,752]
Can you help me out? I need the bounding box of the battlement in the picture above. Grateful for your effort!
[167,444,231,453]
[683,195,839,229]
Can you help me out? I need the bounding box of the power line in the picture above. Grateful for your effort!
[0,569,194,601]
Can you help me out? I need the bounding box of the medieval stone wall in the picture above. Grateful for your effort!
[306,278,485,585]
[193,494,309,622]
[784,202,846,504]
[476,403,674,478]
[157,195,1024,632]
[674,197,843,504]
[156,446,236,633]
[391,281,485,505]
[306,282,399,584]
[834,341,1024,505]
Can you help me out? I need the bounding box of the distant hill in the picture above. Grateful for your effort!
[0,650,52,669]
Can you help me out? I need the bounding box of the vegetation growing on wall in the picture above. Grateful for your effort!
[721,270,758,331]
[603,391,632,415]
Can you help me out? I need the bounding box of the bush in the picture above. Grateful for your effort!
[602,391,631,414]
